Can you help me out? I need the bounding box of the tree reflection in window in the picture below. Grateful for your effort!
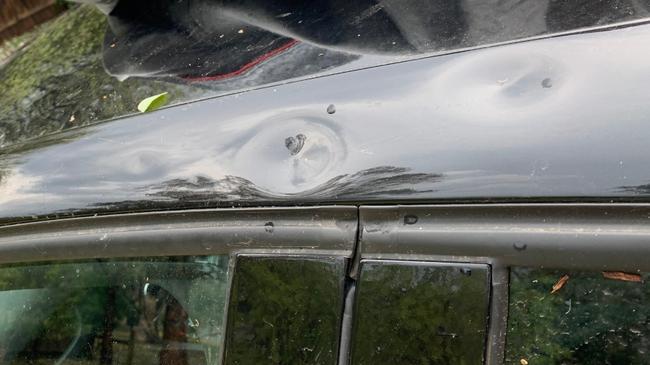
[350,261,490,365]
[507,268,650,365]
[0,256,229,365]
[224,256,346,365]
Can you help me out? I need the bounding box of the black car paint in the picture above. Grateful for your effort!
[77,0,650,79]
[2,23,650,224]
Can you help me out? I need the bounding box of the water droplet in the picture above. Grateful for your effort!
[541,78,553,88]
[404,215,418,225]
[326,104,336,114]
[264,222,275,233]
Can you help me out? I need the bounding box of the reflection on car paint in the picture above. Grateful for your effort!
[3,1,650,149]
[3,24,650,222]
[77,0,650,79]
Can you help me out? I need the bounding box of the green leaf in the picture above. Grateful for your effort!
[137,92,169,113]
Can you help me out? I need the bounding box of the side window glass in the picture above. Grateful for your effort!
[0,255,229,364]
[507,268,650,364]
[350,261,491,364]
[224,256,347,365]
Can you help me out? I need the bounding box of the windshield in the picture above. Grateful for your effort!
[1,0,649,149]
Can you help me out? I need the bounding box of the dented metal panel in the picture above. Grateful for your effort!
[3,23,650,222]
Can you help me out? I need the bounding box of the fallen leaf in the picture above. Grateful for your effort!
[137,92,169,113]
[551,274,569,294]
[602,271,642,282]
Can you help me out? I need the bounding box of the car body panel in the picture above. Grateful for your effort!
[2,23,650,223]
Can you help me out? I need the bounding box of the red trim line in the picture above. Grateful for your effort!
[183,39,299,82]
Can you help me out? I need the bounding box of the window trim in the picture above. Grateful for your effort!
[3,203,650,365]
[359,204,650,271]
[0,206,358,264]
[359,203,650,365]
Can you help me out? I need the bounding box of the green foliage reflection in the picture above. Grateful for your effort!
[351,262,490,365]
[0,256,229,365]
[507,268,650,365]
[225,256,346,365]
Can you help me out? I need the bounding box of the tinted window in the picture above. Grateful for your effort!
[0,256,229,365]
[350,260,490,364]
[507,268,650,365]
[224,255,346,365]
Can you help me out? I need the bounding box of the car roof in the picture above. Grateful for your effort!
[2,21,650,224]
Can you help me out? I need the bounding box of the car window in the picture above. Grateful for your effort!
[224,255,347,365]
[349,260,491,364]
[0,255,229,365]
[507,268,650,365]
[2,1,650,148]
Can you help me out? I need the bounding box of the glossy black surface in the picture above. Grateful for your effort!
[8,1,649,149]
[350,260,490,364]
[224,256,346,365]
[82,0,650,79]
[507,268,650,365]
[3,24,650,222]
[5,0,650,148]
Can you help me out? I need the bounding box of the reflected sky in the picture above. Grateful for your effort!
[2,22,650,221]
[2,1,650,149]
